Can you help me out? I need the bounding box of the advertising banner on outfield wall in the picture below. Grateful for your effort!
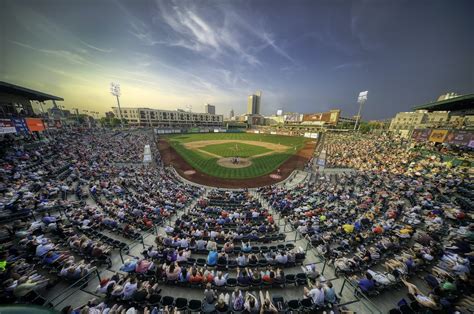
[446,131,473,146]
[303,132,319,139]
[0,119,17,134]
[428,129,449,143]
[25,118,46,132]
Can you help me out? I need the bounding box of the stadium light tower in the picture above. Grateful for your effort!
[110,82,123,128]
[354,91,368,131]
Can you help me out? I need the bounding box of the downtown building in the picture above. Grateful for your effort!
[247,91,262,115]
[245,91,263,126]
[112,107,223,128]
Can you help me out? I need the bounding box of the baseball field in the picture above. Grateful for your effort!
[163,133,308,179]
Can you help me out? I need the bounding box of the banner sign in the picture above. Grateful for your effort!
[304,132,319,139]
[44,119,62,129]
[446,131,473,146]
[412,129,431,141]
[428,129,449,143]
[12,118,28,133]
[0,119,16,134]
[25,118,46,132]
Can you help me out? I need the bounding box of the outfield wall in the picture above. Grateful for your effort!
[246,129,320,138]
[155,127,245,134]
[154,127,319,139]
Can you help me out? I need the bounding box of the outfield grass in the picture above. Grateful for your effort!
[166,133,307,179]
[200,142,272,158]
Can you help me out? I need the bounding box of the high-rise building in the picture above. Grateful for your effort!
[247,91,262,115]
[230,108,235,119]
[204,104,215,115]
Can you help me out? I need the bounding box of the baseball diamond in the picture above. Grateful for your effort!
[158,133,314,186]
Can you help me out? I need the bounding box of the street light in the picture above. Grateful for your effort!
[110,82,123,128]
[354,91,368,131]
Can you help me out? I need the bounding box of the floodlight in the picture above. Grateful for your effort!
[110,82,123,128]
[354,91,368,131]
[358,91,368,103]
[110,82,121,97]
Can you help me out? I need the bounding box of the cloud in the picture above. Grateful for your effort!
[37,64,92,84]
[225,11,297,65]
[333,61,367,71]
[79,40,113,53]
[11,41,89,65]
[261,32,296,64]
[118,0,295,69]
[152,0,262,66]
[115,1,160,46]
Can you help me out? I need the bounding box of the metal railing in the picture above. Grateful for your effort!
[256,191,383,314]
[42,267,102,308]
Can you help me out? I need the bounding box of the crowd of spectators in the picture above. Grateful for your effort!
[1,129,472,313]
[261,132,472,313]
[0,130,200,311]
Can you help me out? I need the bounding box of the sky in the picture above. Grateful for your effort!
[0,0,473,119]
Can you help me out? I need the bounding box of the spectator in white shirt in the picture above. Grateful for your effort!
[214,271,228,287]
[304,282,325,306]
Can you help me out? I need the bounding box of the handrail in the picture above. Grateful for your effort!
[338,277,382,314]
[258,191,384,314]
[43,267,101,307]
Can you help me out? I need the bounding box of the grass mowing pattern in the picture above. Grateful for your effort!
[200,142,272,158]
[166,133,307,179]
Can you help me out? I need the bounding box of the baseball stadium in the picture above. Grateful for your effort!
[1,0,474,313]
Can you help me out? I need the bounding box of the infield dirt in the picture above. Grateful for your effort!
[158,138,316,188]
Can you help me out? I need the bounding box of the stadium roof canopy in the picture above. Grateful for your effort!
[413,94,474,112]
[0,81,64,101]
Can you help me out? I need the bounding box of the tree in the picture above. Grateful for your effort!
[110,118,121,127]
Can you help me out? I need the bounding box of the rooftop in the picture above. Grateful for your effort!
[0,81,64,102]
[413,93,474,112]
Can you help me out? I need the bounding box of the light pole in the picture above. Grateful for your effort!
[92,111,99,128]
[82,110,92,128]
[110,82,123,128]
[72,108,80,126]
[354,91,368,131]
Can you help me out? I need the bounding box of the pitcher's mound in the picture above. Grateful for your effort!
[217,157,252,168]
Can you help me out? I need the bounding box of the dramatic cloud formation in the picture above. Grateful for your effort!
[0,0,472,119]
